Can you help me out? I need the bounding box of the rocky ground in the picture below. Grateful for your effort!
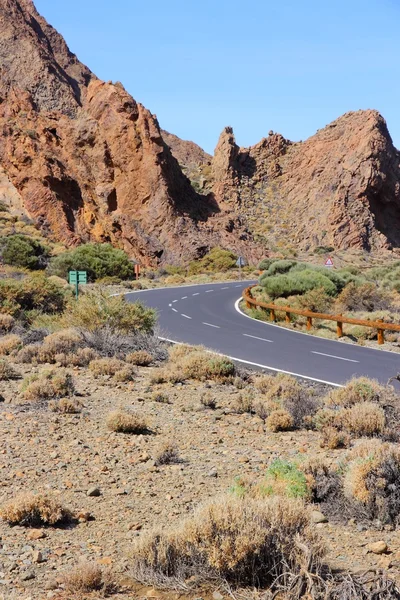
[0,357,399,599]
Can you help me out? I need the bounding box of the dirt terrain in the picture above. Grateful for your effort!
[0,355,399,599]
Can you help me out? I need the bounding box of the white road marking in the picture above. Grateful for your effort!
[222,287,229,290]
[235,285,242,287]
[311,351,359,363]
[172,300,178,303]
[158,337,343,388]
[205,290,214,293]
[181,314,192,319]
[172,308,178,313]
[168,303,172,307]
[181,296,188,299]
[202,322,220,329]
[192,293,200,296]
[243,333,273,343]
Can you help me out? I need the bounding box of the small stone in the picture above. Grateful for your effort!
[368,541,388,555]
[311,511,328,524]
[146,588,160,598]
[213,592,224,600]
[20,570,35,581]
[27,530,46,541]
[207,469,218,478]
[32,550,44,564]
[87,487,101,497]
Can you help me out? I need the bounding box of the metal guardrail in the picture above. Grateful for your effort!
[243,286,400,345]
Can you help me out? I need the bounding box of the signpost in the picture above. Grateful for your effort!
[236,256,246,280]
[68,271,87,299]
[324,257,334,268]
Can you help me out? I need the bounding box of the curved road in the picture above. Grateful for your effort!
[126,281,400,387]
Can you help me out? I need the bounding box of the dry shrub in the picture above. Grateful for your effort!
[152,391,170,404]
[131,494,324,590]
[15,343,40,364]
[60,561,104,592]
[320,426,350,449]
[37,329,81,363]
[155,442,181,466]
[49,398,83,414]
[113,365,136,382]
[55,346,98,367]
[253,374,319,427]
[343,440,400,525]
[89,357,126,377]
[0,358,19,381]
[21,369,75,403]
[233,391,254,414]
[0,334,21,355]
[266,409,294,432]
[127,350,153,366]
[339,403,386,436]
[325,377,386,409]
[107,410,148,434]
[0,492,72,526]
[168,344,235,382]
[0,313,15,332]
[200,392,217,409]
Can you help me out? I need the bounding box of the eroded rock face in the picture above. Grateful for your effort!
[211,111,400,252]
[0,0,258,265]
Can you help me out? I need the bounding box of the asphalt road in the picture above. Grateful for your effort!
[125,280,400,387]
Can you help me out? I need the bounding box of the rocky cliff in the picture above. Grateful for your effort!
[0,0,256,265]
[210,111,400,252]
[1,0,400,264]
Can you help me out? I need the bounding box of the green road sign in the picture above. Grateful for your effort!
[68,271,87,298]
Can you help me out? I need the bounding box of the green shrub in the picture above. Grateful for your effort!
[258,258,278,271]
[0,274,67,317]
[64,290,156,333]
[260,270,337,299]
[188,247,237,275]
[261,460,310,499]
[0,234,49,270]
[48,243,134,282]
[263,260,297,276]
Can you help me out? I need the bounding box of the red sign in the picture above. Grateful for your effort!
[325,257,334,268]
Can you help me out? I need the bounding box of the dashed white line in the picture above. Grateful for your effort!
[192,293,200,296]
[202,322,220,329]
[172,300,178,303]
[181,296,188,300]
[311,351,359,363]
[205,290,214,293]
[181,314,192,320]
[168,303,172,307]
[222,287,229,290]
[243,333,273,343]
[235,285,242,288]
[171,308,178,313]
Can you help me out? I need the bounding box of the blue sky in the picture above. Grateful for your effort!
[34,0,400,154]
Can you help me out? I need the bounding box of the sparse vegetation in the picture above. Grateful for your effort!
[21,369,75,402]
[106,410,148,434]
[0,234,49,270]
[0,493,72,526]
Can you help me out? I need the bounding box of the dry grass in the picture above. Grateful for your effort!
[0,313,15,332]
[0,358,19,381]
[113,365,136,382]
[106,410,148,434]
[0,334,21,355]
[49,398,83,414]
[21,369,75,403]
[60,561,105,592]
[37,329,81,363]
[55,347,98,367]
[325,377,387,408]
[266,409,294,432]
[320,426,350,449]
[0,492,72,527]
[166,344,236,382]
[154,442,181,466]
[131,494,324,589]
[89,357,126,377]
[339,402,386,436]
[126,350,153,366]
[15,343,40,364]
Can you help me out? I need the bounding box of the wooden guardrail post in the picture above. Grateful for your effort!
[337,315,343,339]
[285,310,291,323]
[377,320,385,345]
[307,316,312,331]
[270,308,276,322]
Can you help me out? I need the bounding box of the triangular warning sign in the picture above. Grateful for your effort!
[325,257,334,267]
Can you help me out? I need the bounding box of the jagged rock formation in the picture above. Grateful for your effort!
[211,112,400,252]
[0,0,257,265]
[1,0,400,264]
